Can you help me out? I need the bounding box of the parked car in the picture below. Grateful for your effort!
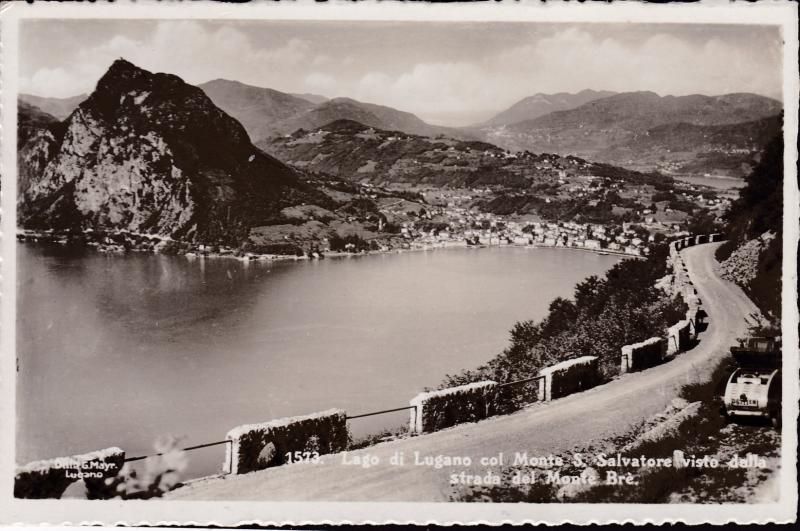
[722,336,782,427]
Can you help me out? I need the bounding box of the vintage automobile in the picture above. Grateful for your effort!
[722,336,782,427]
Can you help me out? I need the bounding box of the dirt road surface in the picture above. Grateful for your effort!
[168,243,759,501]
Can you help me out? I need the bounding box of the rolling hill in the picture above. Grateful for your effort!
[262,118,668,190]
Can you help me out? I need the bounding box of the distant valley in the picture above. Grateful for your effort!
[473,91,782,177]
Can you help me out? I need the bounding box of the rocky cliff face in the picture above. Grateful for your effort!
[18,59,330,245]
[17,102,64,196]
[718,232,776,288]
[714,133,783,319]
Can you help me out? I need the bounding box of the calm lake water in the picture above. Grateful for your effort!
[675,175,745,190]
[17,245,619,477]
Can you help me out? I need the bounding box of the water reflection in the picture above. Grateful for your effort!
[17,244,620,477]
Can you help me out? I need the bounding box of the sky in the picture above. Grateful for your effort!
[19,19,783,126]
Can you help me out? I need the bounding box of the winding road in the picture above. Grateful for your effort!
[168,243,759,501]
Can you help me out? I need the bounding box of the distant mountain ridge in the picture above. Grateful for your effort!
[291,92,328,104]
[20,83,781,178]
[268,96,474,141]
[514,91,780,131]
[477,91,782,176]
[17,59,330,245]
[478,89,616,127]
[198,78,318,144]
[19,93,88,121]
[198,79,472,142]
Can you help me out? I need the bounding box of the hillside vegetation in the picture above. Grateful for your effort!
[715,128,783,319]
[442,244,687,392]
[264,118,671,190]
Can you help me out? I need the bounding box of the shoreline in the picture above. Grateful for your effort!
[16,228,646,263]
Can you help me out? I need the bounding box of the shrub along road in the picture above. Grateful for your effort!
[168,243,759,502]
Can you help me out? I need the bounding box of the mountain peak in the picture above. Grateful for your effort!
[89,58,181,118]
[17,59,332,245]
[99,58,149,85]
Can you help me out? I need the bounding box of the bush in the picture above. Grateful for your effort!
[442,245,685,389]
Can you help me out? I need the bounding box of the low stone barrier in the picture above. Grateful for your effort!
[666,319,692,355]
[538,356,600,401]
[409,381,497,434]
[14,447,125,499]
[620,337,667,373]
[225,409,348,475]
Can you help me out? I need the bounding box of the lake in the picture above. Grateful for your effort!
[16,244,620,478]
[675,174,745,190]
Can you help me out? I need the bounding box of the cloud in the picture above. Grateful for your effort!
[492,27,781,100]
[21,21,313,97]
[354,61,495,115]
[20,21,782,121]
[347,26,782,121]
[304,72,338,95]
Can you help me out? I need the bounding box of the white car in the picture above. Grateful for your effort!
[722,337,782,427]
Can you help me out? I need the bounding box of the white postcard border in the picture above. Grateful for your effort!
[1,0,797,525]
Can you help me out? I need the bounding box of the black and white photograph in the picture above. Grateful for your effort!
[1,0,797,525]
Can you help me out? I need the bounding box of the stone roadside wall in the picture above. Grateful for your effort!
[537,356,600,401]
[14,447,125,499]
[225,409,348,475]
[620,337,667,373]
[625,233,721,372]
[666,319,692,355]
[409,381,497,434]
